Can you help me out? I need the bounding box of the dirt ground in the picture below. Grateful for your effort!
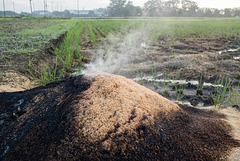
[136,37,240,106]
[1,25,240,160]
[118,37,240,81]
[0,34,65,92]
[83,35,240,107]
[0,72,239,160]
[1,32,239,108]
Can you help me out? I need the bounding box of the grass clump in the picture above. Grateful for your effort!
[211,77,232,109]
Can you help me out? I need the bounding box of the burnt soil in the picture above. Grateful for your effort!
[0,72,239,160]
[113,36,240,107]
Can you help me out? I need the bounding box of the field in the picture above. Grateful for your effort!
[0,17,240,108]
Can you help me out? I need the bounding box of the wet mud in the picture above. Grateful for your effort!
[112,37,240,108]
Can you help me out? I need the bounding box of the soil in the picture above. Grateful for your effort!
[1,33,239,107]
[0,72,239,160]
[118,37,240,81]
[1,23,240,160]
[0,33,66,92]
[77,34,239,108]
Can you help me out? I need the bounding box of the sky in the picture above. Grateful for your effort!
[1,0,240,13]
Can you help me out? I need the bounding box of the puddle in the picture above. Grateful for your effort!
[218,47,240,55]
[233,56,240,60]
[133,76,222,88]
[141,43,147,48]
[179,101,204,107]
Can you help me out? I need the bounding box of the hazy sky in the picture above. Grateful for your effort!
[1,0,240,13]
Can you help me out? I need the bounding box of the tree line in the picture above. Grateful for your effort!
[1,0,239,18]
[106,0,240,17]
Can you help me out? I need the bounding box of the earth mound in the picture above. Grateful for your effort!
[0,72,239,160]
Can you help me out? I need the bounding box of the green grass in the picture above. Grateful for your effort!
[0,18,78,55]
[211,77,232,109]
[3,17,240,87]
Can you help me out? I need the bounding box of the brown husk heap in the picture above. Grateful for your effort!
[0,72,239,160]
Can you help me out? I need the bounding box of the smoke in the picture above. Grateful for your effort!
[82,26,150,74]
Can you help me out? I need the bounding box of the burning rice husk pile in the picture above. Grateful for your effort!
[0,72,239,160]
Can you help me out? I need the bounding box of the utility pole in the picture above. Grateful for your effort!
[51,1,53,12]
[43,0,45,16]
[33,3,35,16]
[3,0,6,18]
[46,0,47,12]
[12,2,16,17]
[44,0,47,17]
[29,0,33,16]
[77,0,79,18]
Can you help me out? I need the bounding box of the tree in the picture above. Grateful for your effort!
[106,0,142,17]
[181,0,199,16]
[163,0,180,16]
[213,9,221,17]
[224,8,232,17]
[233,9,240,17]
[143,0,164,17]
[124,1,142,16]
[88,11,97,17]
[107,0,127,17]
[205,8,213,17]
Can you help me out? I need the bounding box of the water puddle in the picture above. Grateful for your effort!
[233,56,240,60]
[218,47,240,55]
[133,76,223,88]
[141,43,147,48]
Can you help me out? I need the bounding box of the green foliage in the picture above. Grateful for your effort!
[88,23,97,44]
[137,68,144,85]
[197,72,204,91]
[152,68,157,87]
[0,19,78,55]
[228,83,240,107]
[175,84,186,101]
[211,77,232,109]
[163,72,171,90]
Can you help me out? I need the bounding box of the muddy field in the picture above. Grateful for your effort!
[119,37,240,107]
[83,33,240,108]
[0,18,240,109]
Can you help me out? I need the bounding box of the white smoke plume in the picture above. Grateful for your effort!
[82,27,150,74]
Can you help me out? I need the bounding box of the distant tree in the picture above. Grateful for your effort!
[124,1,142,16]
[52,11,65,17]
[20,12,31,17]
[106,0,142,17]
[224,8,232,17]
[213,9,221,17]
[88,11,97,17]
[143,0,164,17]
[233,9,240,17]
[63,10,71,17]
[205,8,213,17]
[163,0,179,16]
[107,0,127,17]
[181,0,199,16]
[0,11,19,17]
[143,0,200,17]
